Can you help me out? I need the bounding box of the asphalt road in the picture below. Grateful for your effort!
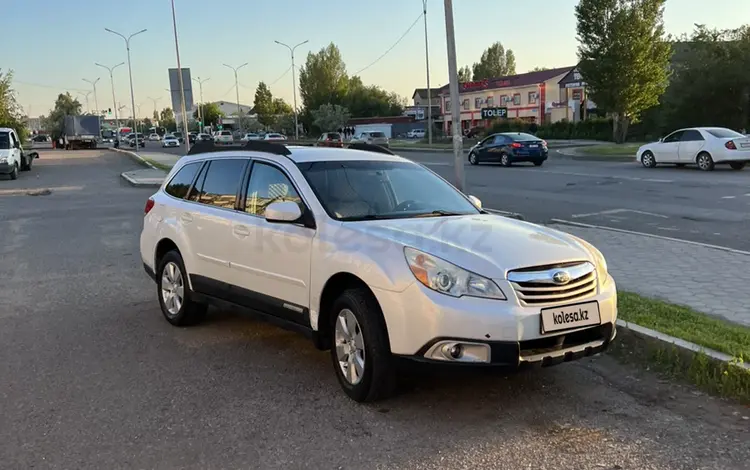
[1,149,748,469]
[143,141,750,250]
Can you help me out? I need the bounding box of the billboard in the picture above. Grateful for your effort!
[167,68,194,114]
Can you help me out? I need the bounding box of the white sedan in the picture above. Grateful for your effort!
[240,133,261,142]
[637,127,750,171]
[263,133,287,142]
[162,135,180,148]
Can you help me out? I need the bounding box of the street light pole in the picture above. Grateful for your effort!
[78,91,91,113]
[105,27,146,151]
[223,63,248,135]
[83,77,101,116]
[443,0,464,192]
[274,39,308,140]
[422,0,433,145]
[96,62,124,131]
[147,96,161,121]
[170,0,190,153]
[192,77,210,133]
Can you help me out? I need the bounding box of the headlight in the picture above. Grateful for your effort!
[0,157,7,163]
[576,238,609,285]
[404,247,506,300]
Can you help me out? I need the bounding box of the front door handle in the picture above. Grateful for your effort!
[233,224,250,237]
[180,213,193,224]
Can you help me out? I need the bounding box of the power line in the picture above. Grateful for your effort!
[268,65,293,86]
[353,12,424,76]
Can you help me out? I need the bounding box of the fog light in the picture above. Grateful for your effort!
[441,343,463,359]
[425,340,491,363]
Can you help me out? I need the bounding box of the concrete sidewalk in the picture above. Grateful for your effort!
[551,222,750,327]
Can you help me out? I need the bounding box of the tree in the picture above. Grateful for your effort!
[298,43,350,112]
[311,104,350,132]
[152,110,159,121]
[46,92,82,139]
[273,98,293,115]
[575,0,672,142]
[142,117,153,130]
[0,69,27,142]
[458,66,472,82]
[529,66,550,72]
[345,77,405,118]
[192,102,223,126]
[159,107,176,131]
[471,42,516,80]
[253,82,275,127]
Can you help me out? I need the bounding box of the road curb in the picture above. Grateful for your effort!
[112,147,158,170]
[120,172,163,188]
[550,218,750,256]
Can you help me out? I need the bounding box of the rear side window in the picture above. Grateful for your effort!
[370,132,385,137]
[195,159,248,209]
[681,130,704,141]
[164,162,201,199]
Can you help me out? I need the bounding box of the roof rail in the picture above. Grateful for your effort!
[187,140,291,156]
[347,142,397,156]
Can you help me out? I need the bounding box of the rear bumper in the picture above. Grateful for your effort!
[510,152,548,163]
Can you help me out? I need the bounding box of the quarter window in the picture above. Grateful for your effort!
[245,162,302,216]
[195,159,248,209]
[164,162,201,199]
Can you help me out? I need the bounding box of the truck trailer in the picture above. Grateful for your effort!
[64,115,101,150]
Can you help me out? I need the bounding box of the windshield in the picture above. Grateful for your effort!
[173,132,183,138]
[0,132,11,149]
[705,128,745,139]
[369,132,386,138]
[297,160,480,221]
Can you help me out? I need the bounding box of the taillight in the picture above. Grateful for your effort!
[511,142,522,148]
[541,140,547,147]
[144,197,155,214]
[725,140,737,150]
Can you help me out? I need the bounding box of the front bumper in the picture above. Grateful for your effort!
[373,274,617,366]
[0,162,13,174]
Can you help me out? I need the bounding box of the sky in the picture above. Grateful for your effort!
[6,0,750,119]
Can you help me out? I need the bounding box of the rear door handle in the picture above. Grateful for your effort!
[180,213,193,224]
[233,224,250,237]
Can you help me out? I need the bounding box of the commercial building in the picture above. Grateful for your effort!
[437,66,594,133]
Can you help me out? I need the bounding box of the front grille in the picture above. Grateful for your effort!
[508,261,597,306]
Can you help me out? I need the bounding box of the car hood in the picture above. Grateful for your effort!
[343,214,595,279]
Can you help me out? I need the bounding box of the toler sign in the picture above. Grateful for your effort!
[480,107,508,119]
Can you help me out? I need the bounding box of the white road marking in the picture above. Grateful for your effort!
[550,218,750,256]
[536,169,673,183]
[656,227,680,232]
[722,196,736,199]
[571,208,668,219]
[744,193,750,197]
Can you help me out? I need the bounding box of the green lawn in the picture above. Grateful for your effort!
[618,292,750,359]
[576,143,642,157]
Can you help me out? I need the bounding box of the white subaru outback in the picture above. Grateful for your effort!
[140,141,617,402]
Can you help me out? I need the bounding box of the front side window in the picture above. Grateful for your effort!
[0,132,10,149]
[662,131,684,143]
[245,162,302,216]
[298,160,480,221]
[195,159,248,209]
[164,162,201,199]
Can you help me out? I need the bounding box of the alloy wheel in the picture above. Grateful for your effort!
[334,308,366,385]
[160,262,184,316]
[697,154,713,171]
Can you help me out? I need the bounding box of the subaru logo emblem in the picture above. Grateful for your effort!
[552,270,571,285]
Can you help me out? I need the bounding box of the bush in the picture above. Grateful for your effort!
[486,117,615,141]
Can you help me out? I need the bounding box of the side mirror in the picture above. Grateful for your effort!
[467,195,482,208]
[658,137,663,142]
[265,201,302,223]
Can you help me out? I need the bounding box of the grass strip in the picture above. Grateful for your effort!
[575,143,642,156]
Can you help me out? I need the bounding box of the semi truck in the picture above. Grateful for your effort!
[63,115,101,150]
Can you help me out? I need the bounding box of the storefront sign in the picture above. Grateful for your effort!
[461,79,489,90]
[480,107,508,119]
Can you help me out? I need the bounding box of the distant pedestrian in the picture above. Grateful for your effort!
[529,122,538,135]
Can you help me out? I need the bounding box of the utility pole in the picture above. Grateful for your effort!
[223,63,248,135]
[274,39,308,140]
[422,0,433,145]
[443,0,464,192]
[192,77,210,133]
[170,0,190,153]
[105,27,147,151]
[83,77,101,116]
[96,62,125,130]
[78,91,92,113]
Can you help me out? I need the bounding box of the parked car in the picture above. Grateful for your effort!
[215,130,234,144]
[351,131,389,148]
[240,133,261,142]
[197,133,213,142]
[636,127,750,171]
[0,127,38,179]
[263,133,287,142]
[316,132,344,148]
[407,129,426,139]
[149,133,161,141]
[162,135,180,148]
[468,132,548,167]
[189,133,198,144]
[172,131,185,143]
[139,142,617,402]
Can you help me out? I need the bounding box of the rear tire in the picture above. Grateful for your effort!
[533,161,544,167]
[500,153,512,167]
[21,156,31,171]
[156,250,207,326]
[729,162,746,170]
[696,152,714,171]
[329,288,397,402]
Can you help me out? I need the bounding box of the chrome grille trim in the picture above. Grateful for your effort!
[508,261,597,306]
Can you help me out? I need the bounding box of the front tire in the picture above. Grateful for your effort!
[157,250,207,326]
[697,152,714,171]
[468,151,479,165]
[9,163,18,180]
[729,162,746,171]
[330,288,396,402]
[641,151,657,168]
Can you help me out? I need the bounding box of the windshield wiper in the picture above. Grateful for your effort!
[412,210,466,218]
